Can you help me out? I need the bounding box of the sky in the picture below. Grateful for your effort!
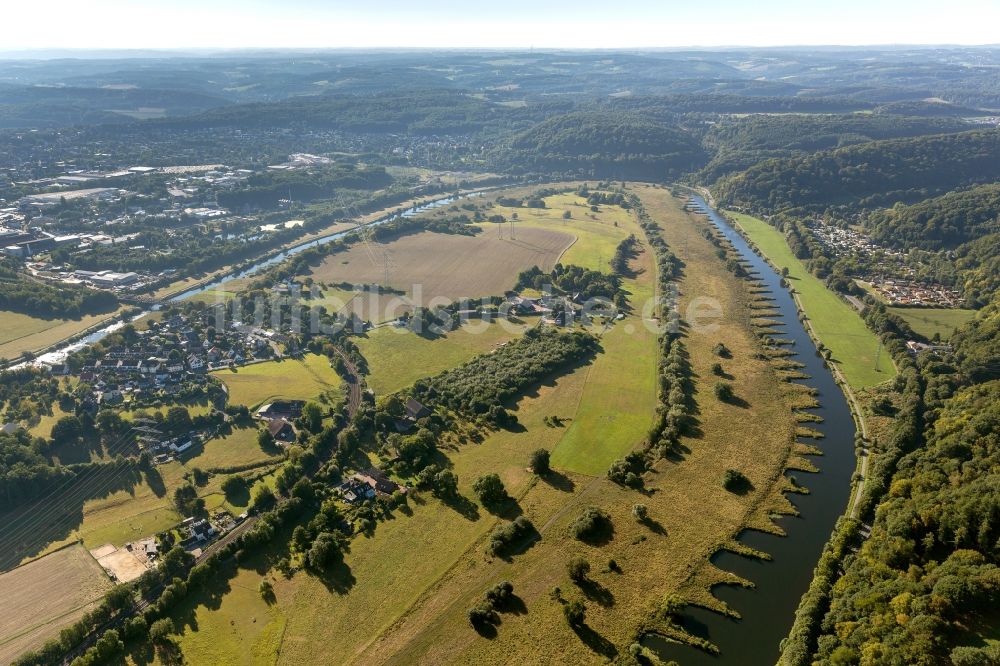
[4,0,1000,50]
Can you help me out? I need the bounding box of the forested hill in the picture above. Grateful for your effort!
[803,303,1000,665]
[713,129,1000,214]
[864,183,1000,251]
[952,233,1000,310]
[697,114,970,183]
[501,111,707,179]
[813,382,1000,665]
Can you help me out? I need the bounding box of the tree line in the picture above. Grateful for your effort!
[0,258,118,320]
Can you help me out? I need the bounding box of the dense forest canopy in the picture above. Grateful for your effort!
[863,183,1000,251]
[698,114,970,183]
[216,164,392,210]
[503,110,707,179]
[713,129,1000,214]
[812,380,1000,666]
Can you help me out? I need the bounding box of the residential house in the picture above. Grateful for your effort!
[353,467,404,496]
[268,418,296,442]
[139,357,163,375]
[339,478,376,504]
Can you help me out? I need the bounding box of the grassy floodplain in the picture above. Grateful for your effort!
[550,227,659,475]
[159,185,804,665]
[727,211,896,389]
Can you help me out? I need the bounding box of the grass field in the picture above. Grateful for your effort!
[728,212,896,389]
[888,306,976,340]
[211,354,342,408]
[172,566,287,666]
[356,321,530,395]
[349,185,803,664]
[0,309,122,363]
[0,544,112,664]
[193,425,283,471]
[489,192,634,272]
[550,221,659,475]
[161,185,804,665]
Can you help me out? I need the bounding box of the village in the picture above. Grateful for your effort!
[806,219,966,308]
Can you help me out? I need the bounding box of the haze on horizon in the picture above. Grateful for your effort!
[4,0,1000,52]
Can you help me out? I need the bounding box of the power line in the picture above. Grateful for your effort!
[0,425,143,553]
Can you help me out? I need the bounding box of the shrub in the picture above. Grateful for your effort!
[473,473,509,507]
[487,516,535,556]
[468,599,498,624]
[632,503,648,521]
[723,469,750,492]
[433,469,459,498]
[484,580,515,607]
[714,381,735,402]
[252,484,276,510]
[711,362,724,376]
[306,532,345,570]
[712,342,732,358]
[659,593,687,620]
[564,599,586,626]
[570,506,612,541]
[148,617,175,645]
[567,556,590,583]
[221,475,247,496]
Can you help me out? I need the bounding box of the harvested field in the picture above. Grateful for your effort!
[0,544,112,664]
[308,227,574,305]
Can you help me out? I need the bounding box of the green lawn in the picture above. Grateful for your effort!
[729,212,896,389]
[172,566,287,666]
[211,354,342,408]
[356,321,530,396]
[191,425,283,471]
[888,306,976,341]
[550,227,659,475]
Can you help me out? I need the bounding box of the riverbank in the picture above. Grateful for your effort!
[679,186,875,518]
[708,209,874,519]
[644,190,857,664]
[689,204,883,666]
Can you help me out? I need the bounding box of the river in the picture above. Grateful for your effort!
[644,197,857,664]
